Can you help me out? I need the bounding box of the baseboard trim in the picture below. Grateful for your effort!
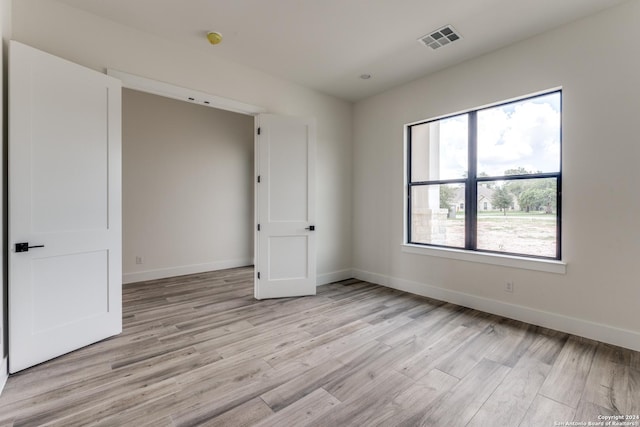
[123,259,254,284]
[353,269,640,353]
[317,269,353,286]
[0,356,7,396]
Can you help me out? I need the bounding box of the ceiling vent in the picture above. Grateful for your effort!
[418,25,461,50]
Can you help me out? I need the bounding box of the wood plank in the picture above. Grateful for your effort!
[520,395,575,427]
[579,343,629,413]
[255,388,339,427]
[625,366,640,414]
[368,369,459,426]
[539,335,598,408]
[484,319,538,367]
[169,362,306,426]
[573,400,617,425]
[260,359,346,411]
[308,370,414,426]
[266,315,411,371]
[202,397,274,427]
[394,325,478,381]
[467,355,550,427]
[435,324,503,378]
[419,358,511,427]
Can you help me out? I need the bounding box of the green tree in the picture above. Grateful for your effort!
[491,186,513,215]
[504,167,541,176]
[517,183,557,213]
[518,188,543,212]
[439,185,456,209]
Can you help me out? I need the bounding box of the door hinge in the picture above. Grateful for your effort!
[257,224,261,231]
[257,272,261,279]
[257,175,261,183]
[257,127,261,135]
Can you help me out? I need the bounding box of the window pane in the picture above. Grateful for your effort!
[411,114,468,182]
[410,184,464,248]
[477,92,560,177]
[476,178,557,258]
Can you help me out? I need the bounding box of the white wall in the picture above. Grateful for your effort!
[353,0,640,350]
[122,89,254,283]
[11,0,353,284]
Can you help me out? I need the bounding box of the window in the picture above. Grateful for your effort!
[407,91,561,260]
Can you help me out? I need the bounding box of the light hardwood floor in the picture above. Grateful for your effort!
[1,267,638,426]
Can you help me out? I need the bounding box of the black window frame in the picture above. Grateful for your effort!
[406,90,562,260]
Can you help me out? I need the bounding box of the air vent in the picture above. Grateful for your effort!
[418,25,461,50]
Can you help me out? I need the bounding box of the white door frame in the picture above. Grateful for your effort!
[107,70,266,116]
[106,71,268,282]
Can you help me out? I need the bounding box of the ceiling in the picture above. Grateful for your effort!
[55,0,627,102]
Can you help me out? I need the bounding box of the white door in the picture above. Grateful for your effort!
[255,114,316,299]
[9,42,122,373]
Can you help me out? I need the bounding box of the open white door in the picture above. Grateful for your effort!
[9,42,122,373]
[255,114,316,299]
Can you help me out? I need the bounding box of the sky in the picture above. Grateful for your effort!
[437,92,561,179]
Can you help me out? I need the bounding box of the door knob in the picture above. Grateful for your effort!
[15,243,45,253]
[305,225,315,231]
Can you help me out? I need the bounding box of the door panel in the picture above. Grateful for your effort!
[268,125,309,222]
[255,114,316,299]
[269,235,309,280]
[31,66,109,232]
[32,251,109,332]
[9,41,122,373]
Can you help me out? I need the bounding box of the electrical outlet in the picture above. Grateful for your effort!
[135,256,143,265]
[505,281,514,293]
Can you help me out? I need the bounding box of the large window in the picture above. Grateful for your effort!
[407,91,561,260]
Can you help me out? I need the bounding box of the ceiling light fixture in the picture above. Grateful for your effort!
[207,31,223,45]
[360,74,372,80]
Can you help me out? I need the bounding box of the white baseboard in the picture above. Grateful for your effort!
[123,258,254,284]
[0,356,7,396]
[317,269,353,286]
[125,264,353,287]
[353,269,640,353]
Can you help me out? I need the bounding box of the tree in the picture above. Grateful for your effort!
[491,186,513,215]
[517,181,557,213]
[518,188,542,212]
[504,167,541,176]
[439,185,456,209]
[478,172,495,189]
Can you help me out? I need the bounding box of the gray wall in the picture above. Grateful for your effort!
[122,89,254,282]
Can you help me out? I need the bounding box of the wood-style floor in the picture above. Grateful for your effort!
[0,267,638,426]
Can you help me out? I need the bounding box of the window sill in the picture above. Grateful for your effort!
[401,244,567,274]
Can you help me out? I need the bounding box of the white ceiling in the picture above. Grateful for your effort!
[55,0,627,102]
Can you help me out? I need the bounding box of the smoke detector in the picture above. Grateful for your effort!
[418,25,461,50]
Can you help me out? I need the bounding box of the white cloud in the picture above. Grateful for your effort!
[424,94,560,180]
[477,100,560,176]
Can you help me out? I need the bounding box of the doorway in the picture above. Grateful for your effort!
[121,89,255,284]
